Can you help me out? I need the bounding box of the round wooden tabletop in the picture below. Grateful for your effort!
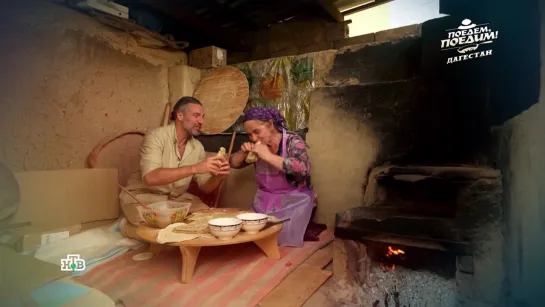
[136,211,283,247]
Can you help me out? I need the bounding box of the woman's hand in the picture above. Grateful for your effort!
[250,142,271,159]
[240,142,254,154]
[230,143,255,169]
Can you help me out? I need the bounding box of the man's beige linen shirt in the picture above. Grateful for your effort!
[140,124,211,194]
[121,124,211,210]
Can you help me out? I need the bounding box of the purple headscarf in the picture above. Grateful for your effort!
[243,107,287,130]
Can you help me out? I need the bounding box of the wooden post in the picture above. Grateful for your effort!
[213,131,237,208]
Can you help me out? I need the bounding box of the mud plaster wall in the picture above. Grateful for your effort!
[307,88,380,227]
[0,0,187,182]
[308,36,495,227]
[218,39,429,222]
[168,65,202,105]
[495,3,545,305]
[308,39,421,227]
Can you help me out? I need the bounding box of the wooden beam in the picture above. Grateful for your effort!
[141,0,249,51]
[209,0,258,31]
[342,0,393,16]
[315,0,344,22]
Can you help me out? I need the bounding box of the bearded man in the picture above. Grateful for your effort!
[120,96,229,226]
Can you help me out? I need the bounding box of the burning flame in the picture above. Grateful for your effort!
[386,246,405,257]
[380,246,406,271]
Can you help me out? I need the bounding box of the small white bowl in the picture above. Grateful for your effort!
[236,213,269,234]
[208,218,242,240]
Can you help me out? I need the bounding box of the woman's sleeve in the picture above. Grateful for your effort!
[283,134,310,177]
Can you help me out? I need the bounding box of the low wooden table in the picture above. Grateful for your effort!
[136,213,283,284]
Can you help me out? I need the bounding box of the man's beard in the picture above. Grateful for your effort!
[183,122,201,136]
[191,129,201,137]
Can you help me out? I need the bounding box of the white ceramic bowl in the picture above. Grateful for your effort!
[138,201,191,229]
[208,217,242,240]
[236,213,269,234]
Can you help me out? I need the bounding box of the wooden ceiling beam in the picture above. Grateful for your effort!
[208,0,258,31]
[315,0,344,22]
[341,0,392,16]
[140,0,249,51]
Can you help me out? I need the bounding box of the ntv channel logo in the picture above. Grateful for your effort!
[440,19,499,64]
[60,254,86,272]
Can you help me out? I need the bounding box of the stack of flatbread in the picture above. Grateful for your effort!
[156,209,254,243]
[173,211,252,234]
[156,223,214,243]
[173,212,214,234]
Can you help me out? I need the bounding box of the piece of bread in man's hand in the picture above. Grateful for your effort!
[217,147,226,160]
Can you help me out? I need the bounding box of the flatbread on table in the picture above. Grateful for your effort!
[157,223,214,243]
[172,223,209,234]
[173,208,253,234]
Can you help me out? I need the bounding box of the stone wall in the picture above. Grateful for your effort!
[227,18,348,64]
[228,20,421,64]
[308,36,495,227]
[0,0,187,182]
[494,1,545,305]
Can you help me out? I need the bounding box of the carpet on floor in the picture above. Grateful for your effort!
[74,230,333,307]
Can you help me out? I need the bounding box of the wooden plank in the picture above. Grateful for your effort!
[141,0,248,51]
[258,243,333,307]
[301,243,333,269]
[342,0,393,16]
[258,267,332,307]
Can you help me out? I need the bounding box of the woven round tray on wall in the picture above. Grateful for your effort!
[193,66,249,135]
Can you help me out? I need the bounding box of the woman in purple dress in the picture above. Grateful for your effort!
[229,107,326,247]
